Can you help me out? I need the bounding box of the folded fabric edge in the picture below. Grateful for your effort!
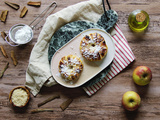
[25,75,57,96]
[25,62,57,96]
[25,71,43,96]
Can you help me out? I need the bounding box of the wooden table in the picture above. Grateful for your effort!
[0,0,160,119]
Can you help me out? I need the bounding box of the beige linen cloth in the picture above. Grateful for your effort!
[25,0,104,96]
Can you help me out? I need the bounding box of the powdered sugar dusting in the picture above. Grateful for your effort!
[59,55,83,83]
[60,58,80,75]
[15,25,32,44]
[80,32,107,61]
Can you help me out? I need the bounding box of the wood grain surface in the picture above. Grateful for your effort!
[0,0,160,120]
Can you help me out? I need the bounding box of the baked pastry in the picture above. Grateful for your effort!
[59,55,83,81]
[79,32,108,61]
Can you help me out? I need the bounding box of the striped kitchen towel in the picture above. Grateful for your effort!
[83,24,135,96]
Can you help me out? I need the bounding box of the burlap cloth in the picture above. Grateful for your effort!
[25,0,104,96]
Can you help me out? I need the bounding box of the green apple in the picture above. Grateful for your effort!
[133,66,152,86]
[122,91,141,111]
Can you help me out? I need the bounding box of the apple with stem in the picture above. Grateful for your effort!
[122,91,141,111]
[133,66,152,86]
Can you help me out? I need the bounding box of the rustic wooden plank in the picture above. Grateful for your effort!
[0,0,160,119]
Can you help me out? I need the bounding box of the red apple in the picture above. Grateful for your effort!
[133,66,152,86]
[122,91,141,111]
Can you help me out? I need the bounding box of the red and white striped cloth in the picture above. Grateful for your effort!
[83,24,135,96]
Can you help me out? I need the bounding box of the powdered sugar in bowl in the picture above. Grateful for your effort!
[5,24,33,46]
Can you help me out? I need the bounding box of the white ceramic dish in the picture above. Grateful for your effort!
[51,28,115,88]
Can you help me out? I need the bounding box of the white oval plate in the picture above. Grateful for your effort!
[51,28,115,88]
